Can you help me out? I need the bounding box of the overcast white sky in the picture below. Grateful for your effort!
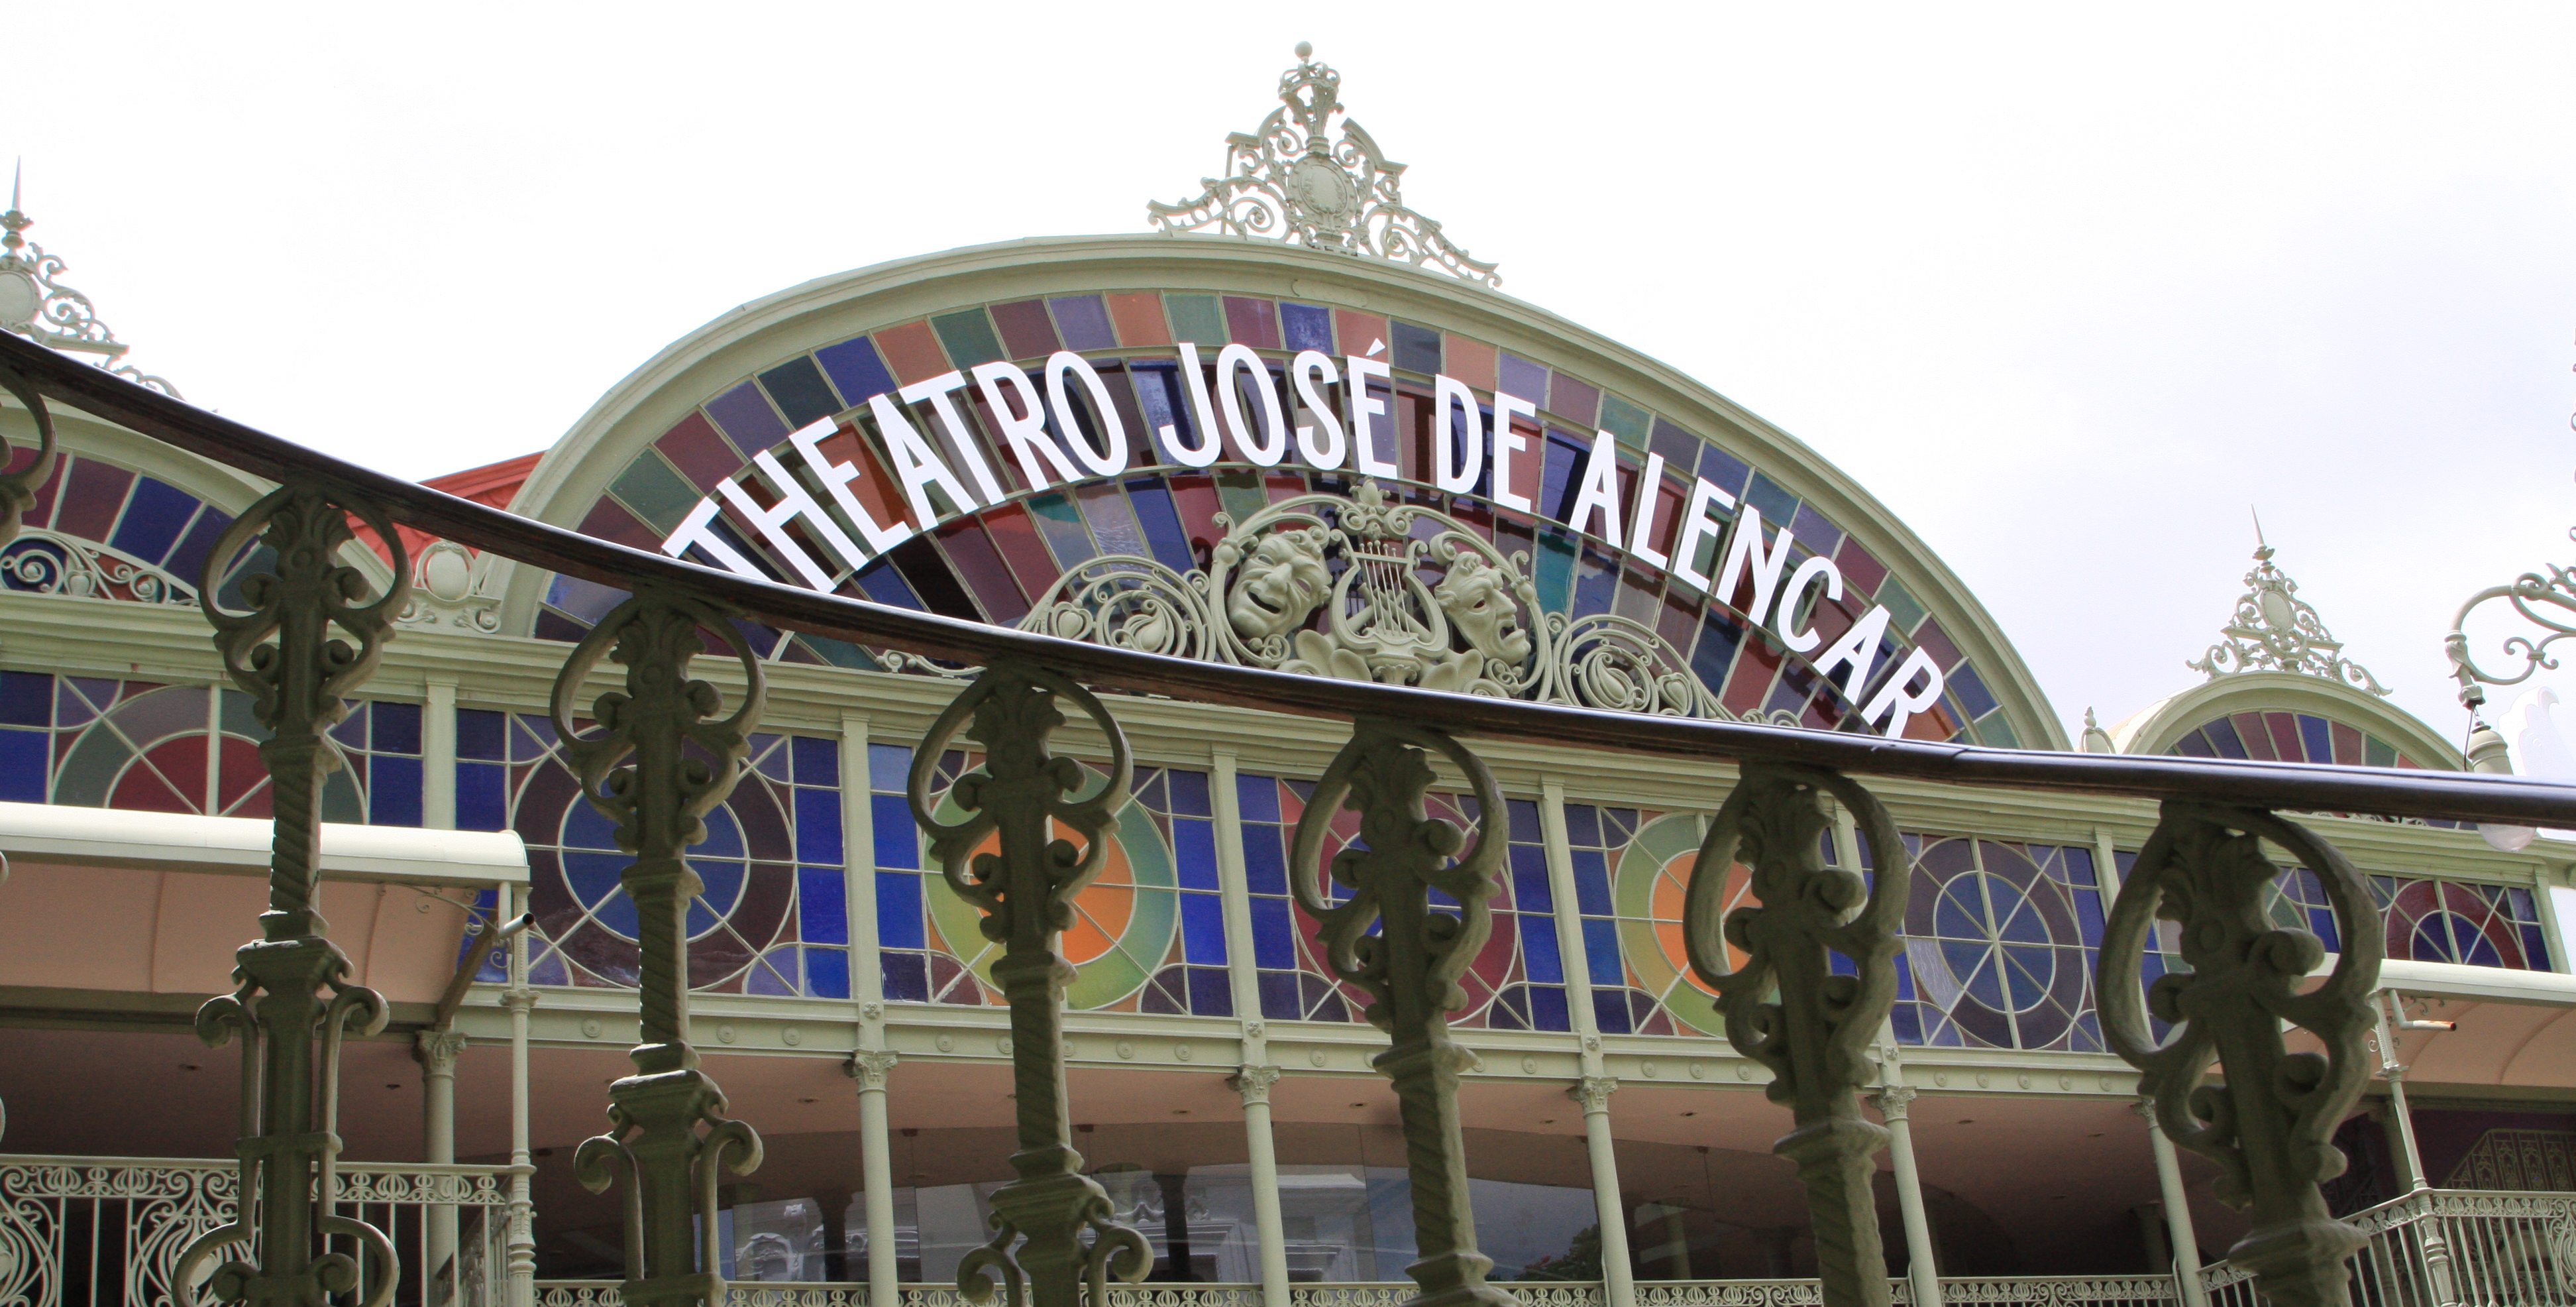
[11,5,2575,750]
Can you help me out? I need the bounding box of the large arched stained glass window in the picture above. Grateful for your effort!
[2376,875,2549,970]
[456,710,848,997]
[0,453,231,607]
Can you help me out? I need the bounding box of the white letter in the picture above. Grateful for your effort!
[1626,453,1669,568]
[1775,555,1844,652]
[971,363,1081,492]
[660,498,765,578]
[1161,343,1224,468]
[715,449,873,589]
[1344,354,1399,477]
[1216,343,1287,467]
[1292,350,1348,470]
[1432,375,1484,494]
[1813,603,1892,703]
[869,393,983,529]
[1862,647,1945,739]
[1714,506,1797,625]
[899,372,1007,506]
[789,419,914,556]
[1565,430,1626,549]
[1670,478,1738,593]
[1491,391,1537,512]
[1046,351,1130,477]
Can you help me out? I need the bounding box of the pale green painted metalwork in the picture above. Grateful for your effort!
[554,588,769,1307]
[179,482,409,1307]
[2100,801,2382,1307]
[1289,720,1516,1307]
[910,661,1152,1307]
[1684,763,1909,1307]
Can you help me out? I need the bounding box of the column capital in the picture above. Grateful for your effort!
[846,1050,898,1090]
[414,1027,468,1075]
[1570,1075,1619,1113]
[2133,1096,2159,1128]
[1232,1064,1283,1106]
[1872,1084,1917,1119]
[500,986,537,1013]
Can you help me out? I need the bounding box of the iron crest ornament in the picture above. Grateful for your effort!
[1148,44,1501,288]
[0,168,180,397]
[2186,538,2389,695]
[1023,479,1794,724]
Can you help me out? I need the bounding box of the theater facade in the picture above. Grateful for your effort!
[1,46,2572,1307]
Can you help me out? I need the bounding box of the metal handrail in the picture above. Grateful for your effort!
[9,330,2576,825]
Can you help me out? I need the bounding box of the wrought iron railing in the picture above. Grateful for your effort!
[0,1154,517,1307]
[12,331,2576,1307]
[529,1279,2210,1307]
[2202,1188,2576,1307]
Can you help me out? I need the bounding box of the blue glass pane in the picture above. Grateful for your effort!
[816,336,898,407]
[1529,985,1570,1032]
[1250,897,1295,969]
[1166,769,1212,817]
[1235,775,1281,824]
[881,952,929,1003]
[1570,849,1612,916]
[0,672,49,726]
[1126,479,1196,575]
[457,709,505,762]
[796,788,845,866]
[1281,302,1333,353]
[804,946,851,999]
[1506,799,1543,844]
[1258,970,1304,1020]
[790,736,839,787]
[1562,803,1601,850]
[1522,917,1564,984]
[1592,990,1633,1035]
[1175,821,1220,891]
[1241,828,1289,897]
[1582,918,1622,986]
[368,756,423,826]
[1949,665,1998,719]
[111,478,198,565]
[875,872,925,949]
[456,762,506,831]
[869,743,911,794]
[1187,966,1233,1016]
[1182,892,1228,964]
[800,868,849,944]
[871,794,919,869]
[1510,845,1553,912]
[372,702,422,755]
[0,730,44,801]
[165,510,230,590]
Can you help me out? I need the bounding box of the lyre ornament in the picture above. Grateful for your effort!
[2099,801,2380,1307]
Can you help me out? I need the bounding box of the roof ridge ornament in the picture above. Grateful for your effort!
[0,163,182,398]
[1147,43,1502,289]
[2186,526,2389,695]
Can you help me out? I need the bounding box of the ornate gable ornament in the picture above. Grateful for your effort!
[1148,44,1502,289]
[0,167,180,398]
[1023,479,1798,726]
[2187,540,2389,696]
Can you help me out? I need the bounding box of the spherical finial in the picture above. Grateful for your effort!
[1295,41,1313,60]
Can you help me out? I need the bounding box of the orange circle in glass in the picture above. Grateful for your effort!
[970,818,1134,966]
[1651,852,1751,994]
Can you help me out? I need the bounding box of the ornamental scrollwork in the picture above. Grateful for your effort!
[1020,480,1789,726]
[0,527,197,604]
[0,185,180,396]
[2186,541,2388,695]
[2098,800,2381,1307]
[2442,522,2576,712]
[1147,45,1500,288]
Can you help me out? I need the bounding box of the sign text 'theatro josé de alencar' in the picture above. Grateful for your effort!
[659,343,1946,737]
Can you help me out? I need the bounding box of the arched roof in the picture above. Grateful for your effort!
[2108,671,2460,771]
[498,234,2066,749]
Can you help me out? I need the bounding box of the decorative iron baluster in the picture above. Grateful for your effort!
[2099,801,2382,1307]
[0,359,61,545]
[177,483,408,1307]
[554,587,769,1307]
[908,661,1153,1307]
[1682,763,1908,1307]
[1287,720,1517,1307]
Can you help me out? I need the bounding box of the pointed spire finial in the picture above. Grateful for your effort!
[1148,45,1501,287]
[2251,506,2273,561]
[0,174,181,398]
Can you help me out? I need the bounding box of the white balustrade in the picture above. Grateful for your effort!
[0,1153,516,1307]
